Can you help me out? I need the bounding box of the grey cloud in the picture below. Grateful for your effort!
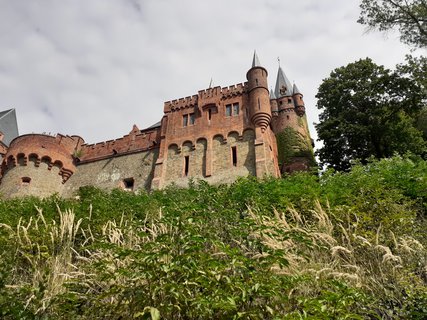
[0,0,418,144]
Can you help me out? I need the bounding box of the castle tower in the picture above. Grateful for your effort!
[0,134,83,198]
[246,51,279,178]
[271,65,314,173]
[246,51,272,132]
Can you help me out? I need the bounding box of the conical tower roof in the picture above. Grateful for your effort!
[274,66,293,98]
[293,83,302,95]
[252,50,262,68]
[270,89,276,99]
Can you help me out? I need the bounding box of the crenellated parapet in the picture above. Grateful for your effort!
[79,125,161,163]
[164,95,199,113]
[1,134,82,183]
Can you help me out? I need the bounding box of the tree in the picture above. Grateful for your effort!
[315,58,426,171]
[397,55,427,138]
[358,0,427,48]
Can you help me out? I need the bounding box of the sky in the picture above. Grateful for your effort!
[0,0,422,146]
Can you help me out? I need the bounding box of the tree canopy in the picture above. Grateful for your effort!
[358,0,427,48]
[315,58,426,171]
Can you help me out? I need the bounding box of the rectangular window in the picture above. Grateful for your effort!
[189,113,195,125]
[183,114,188,127]
[225,104,232,116]
[184,156,189,176]
[231,146,237,167]
[233,103,239,115]
[208,109,212,121]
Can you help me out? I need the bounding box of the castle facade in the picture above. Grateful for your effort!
[0,53,314,198]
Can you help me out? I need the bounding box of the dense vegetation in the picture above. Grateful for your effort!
[315,58,426,171]
[0,155,426,319]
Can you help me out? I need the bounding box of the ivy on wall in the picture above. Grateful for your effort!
[275,127,316,168]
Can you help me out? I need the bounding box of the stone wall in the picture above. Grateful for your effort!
[62,149,158,197]
[162,129,256,188]
[0,161,64,198]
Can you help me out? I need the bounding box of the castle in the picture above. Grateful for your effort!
[0,52,314,198]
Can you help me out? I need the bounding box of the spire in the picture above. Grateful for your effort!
[274,66,293,98]
[270,88,276,99]
[252,50,262,68]
[292,83,302,95]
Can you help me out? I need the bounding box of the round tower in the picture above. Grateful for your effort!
[292,84,306,117]
[0,134,82,198]
[246,51,271,132]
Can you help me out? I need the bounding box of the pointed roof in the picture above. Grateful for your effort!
[274,66,293,98]
[270,89,276,99]
[252,50,262,68]
[292,83,302,95]
[0,108,18,146]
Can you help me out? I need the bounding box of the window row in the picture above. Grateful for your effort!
[182,103,240,127]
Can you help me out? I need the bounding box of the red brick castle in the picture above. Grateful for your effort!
[0,52,314,198]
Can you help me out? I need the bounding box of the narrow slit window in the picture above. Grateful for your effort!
[231,146,237,167]
[208,109,212,121]
[183,114,188,127]
[258,98,261,110]
[255,79,258,86]
[184,156,189,176]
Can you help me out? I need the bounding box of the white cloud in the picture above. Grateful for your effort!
[0,0,420,145]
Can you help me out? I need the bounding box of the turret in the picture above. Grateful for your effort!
[246,51,271,132]
[271,64,315,173]
[270,89,278,116]
[292,83,305,117]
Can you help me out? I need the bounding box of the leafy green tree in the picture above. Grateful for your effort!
[358,0,427,48]
[315,58,426,171]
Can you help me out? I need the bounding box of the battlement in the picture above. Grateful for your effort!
[198,83,246,100]
[164,83,248,113]
[1,134,79,182]
[79,126,161,163]
[164,95,199,112]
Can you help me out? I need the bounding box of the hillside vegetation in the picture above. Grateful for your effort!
[0,155,426,319]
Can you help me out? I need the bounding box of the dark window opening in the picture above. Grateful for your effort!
[225,104,232,116]
[255,79,258,86]
[123,178,134,191]
[233,103,239,115]
[208,109,212,121]
[258,98,261,110]
[184,156,189,176]
[286,115,290,120]
[288,98,292,104]
[21,177,31,185]
[183,114,188,127]
[232,146,237,167]
[189,113,195,125]
[279,101,283,105]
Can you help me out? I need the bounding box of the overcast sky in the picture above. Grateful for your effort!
[0,0,422,145]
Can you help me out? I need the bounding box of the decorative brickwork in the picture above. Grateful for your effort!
[0,53,314,198]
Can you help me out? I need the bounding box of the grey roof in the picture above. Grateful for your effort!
[270,89,276,99]
[293,83,302,95]
[274,66,293,98]
[143,120,161,130]
[0,108,19,146]
[252,50,262,68]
